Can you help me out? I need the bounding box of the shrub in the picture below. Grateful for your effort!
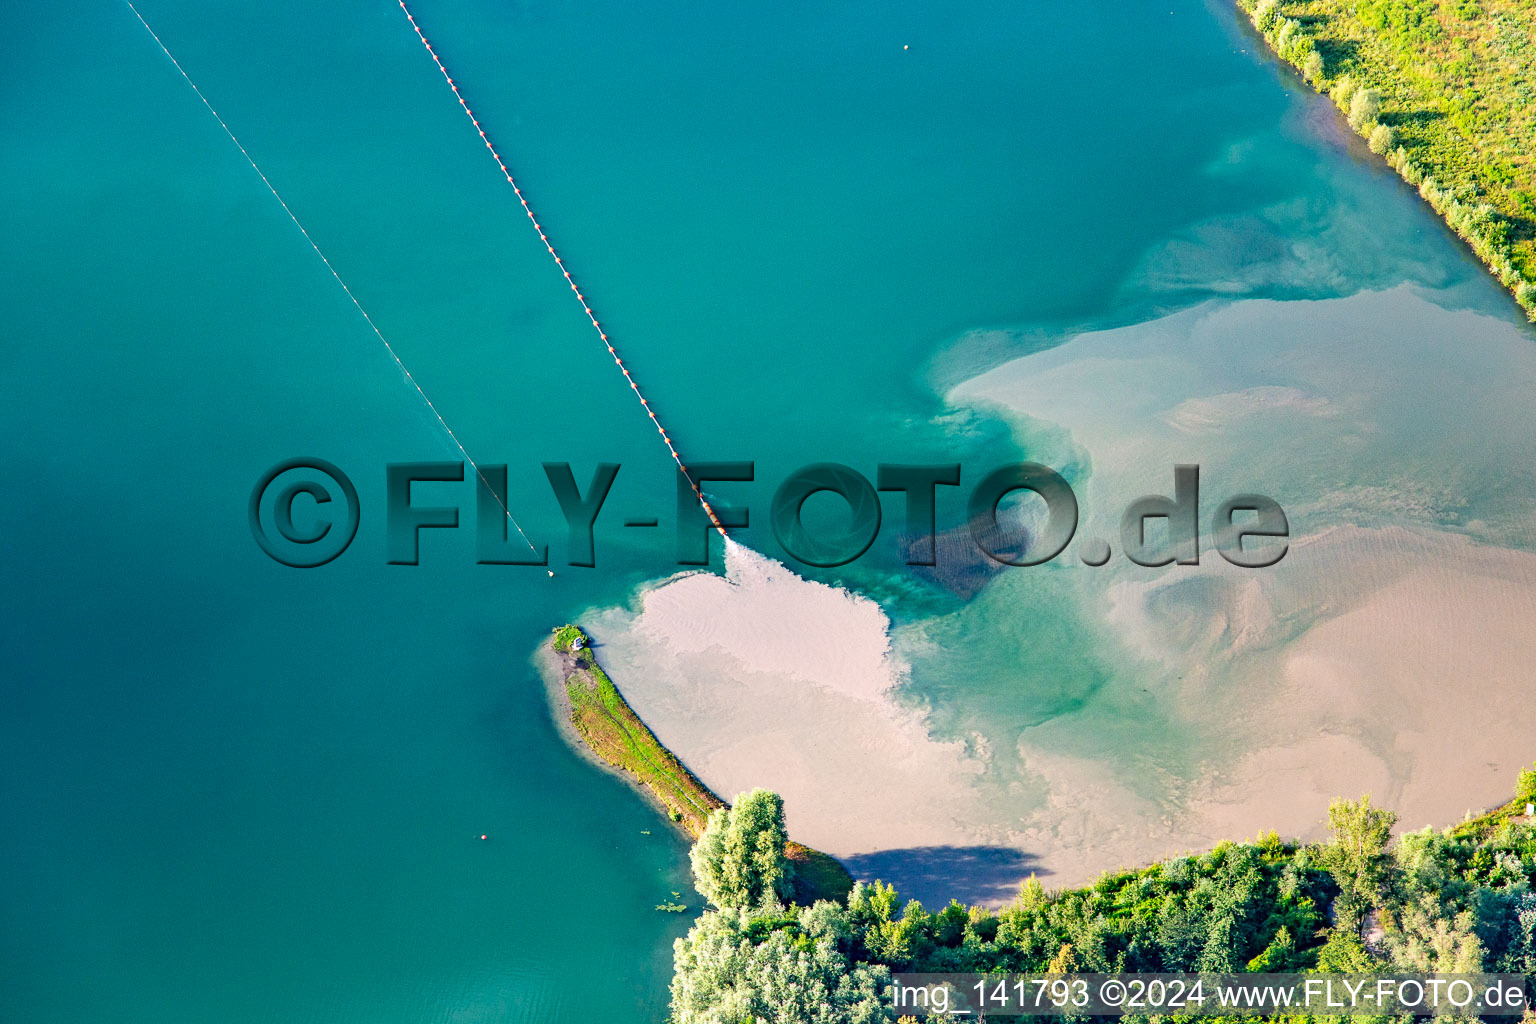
[552,624,584,652]
[1253,0,1281,33]
[1349,87,1383,131]
[1518,764,1536,804]
[1284,31,1316,67]
[1368,122,1396,154]
[1276,18,1299,53]
[1302,50,1325,83]
[1516,281,1536,313]
[1330,74,1358,107]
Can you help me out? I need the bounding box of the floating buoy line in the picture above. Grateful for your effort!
[124,0,727,559]
[123,0,543,559]
[397,1,726,536]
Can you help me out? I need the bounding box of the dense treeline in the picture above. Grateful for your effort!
[670,772,1536,1022]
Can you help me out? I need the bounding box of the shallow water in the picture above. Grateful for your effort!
[3,0,1532,1020]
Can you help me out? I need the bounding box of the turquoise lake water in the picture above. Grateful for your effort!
[2,1,1528,1021]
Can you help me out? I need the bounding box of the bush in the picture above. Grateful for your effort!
[1330,74,1358,107]
[552,624,584,652]
[1303,50,1325,83]
[1276,18,1299,53]
[1517,764,1536,804]
[1253,0,1281,33]
[1368,122,1396,154]
[1283,30,1316,67]
[1349,87,1383,131]
[1516,281,1536,313]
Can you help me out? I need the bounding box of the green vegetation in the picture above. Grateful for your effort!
[670,766,1536,1023]
[788,843,860,909]
[691,789,797,912]
[671,907,893,1024]
[1314,793,1395,932]
[1239,0,1536,319]
[552,624,725,835]
[1519,764,1536,805]
[548,626,854,906]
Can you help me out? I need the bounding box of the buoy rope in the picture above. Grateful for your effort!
[124,0,543,559]
[397,1,727,536]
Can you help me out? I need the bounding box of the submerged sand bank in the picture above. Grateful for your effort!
[586,540,992,860]
[586,289,1536,907]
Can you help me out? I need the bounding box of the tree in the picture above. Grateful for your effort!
[1247,926,1297,971]
[1016,875,1047,911]
[800,899,855,949]
[1047,942,1078,974]
[1155,895,1207,970]
[1368,123,1396,154]
[848,880,900,927]
[1386,895,1484,972]
[1496,891,1536,972]
[865,918,916,969]
[1197,907,1240,972]
[1314,927,1375,972]
[1393,826,1461,899]
[932,900,969,947]
[1319,795,1397,932]
[690,788,796,911]
[1516,762,1536,804]
[670,908,893,1024]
